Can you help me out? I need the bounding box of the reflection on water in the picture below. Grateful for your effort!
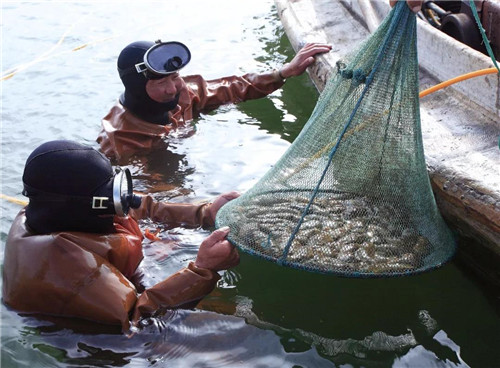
[1,293,472,368]
[234,296,470,367]
[1,0,499,367]
[2,309,335,368]
[214,252,493,367]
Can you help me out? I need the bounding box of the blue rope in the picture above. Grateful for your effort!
[469,0,500,73]
[278,1,412,264]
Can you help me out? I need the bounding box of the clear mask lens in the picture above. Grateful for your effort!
[135,40,191,79]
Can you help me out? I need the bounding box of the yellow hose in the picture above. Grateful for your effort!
[419,67,499,98]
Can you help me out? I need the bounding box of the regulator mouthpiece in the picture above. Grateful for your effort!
[110,168,142,216]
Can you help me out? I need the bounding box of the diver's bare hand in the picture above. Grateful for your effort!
[280,43,332,79]
[195,226,240,271]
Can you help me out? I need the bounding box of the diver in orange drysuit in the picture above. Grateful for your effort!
[97,40,333,161]
[2,140,240,332]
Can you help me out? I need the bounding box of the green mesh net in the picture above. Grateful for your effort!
[215,2,456,277]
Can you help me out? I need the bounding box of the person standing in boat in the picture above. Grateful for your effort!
[97,40,332,161]
[2,140,240,332]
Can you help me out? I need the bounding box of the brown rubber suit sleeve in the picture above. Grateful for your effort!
[131,262,220,324]
[129,194,215,228]
[185,72,285,113]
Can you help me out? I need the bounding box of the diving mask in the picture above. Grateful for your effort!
[134,40,191,79]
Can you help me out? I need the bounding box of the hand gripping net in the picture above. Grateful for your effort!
[216,2,456,277]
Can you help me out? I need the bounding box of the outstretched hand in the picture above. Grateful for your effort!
[195,226,240,272]
[389,0,423,13]
[208,191,240,223]
[279,42,332,79]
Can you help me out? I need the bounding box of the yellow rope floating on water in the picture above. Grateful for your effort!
[1,19,163,81]
[0,194,28,206]
[1,16,82,81]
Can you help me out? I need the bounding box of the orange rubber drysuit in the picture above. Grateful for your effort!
[97,73,285,160]
[2,195,220,331]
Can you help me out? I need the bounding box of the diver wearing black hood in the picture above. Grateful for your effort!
[117,40,190,124]
[22,140,142,234]
[98,40,332,160]
[4,139,240,331]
